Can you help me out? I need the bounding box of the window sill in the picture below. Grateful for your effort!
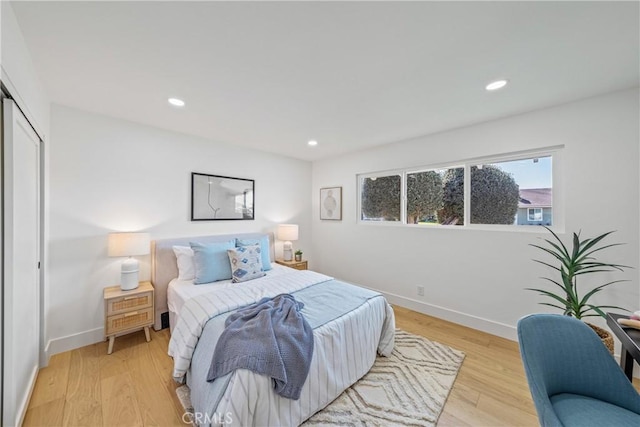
[357,221,565,234]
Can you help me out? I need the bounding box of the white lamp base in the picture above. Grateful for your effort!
[121,257,140,291]
[283,241,293,261]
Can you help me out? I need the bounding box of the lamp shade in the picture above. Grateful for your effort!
[108,232,150,257]
[277,224,299,242]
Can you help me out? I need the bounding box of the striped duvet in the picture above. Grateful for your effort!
[169,270,395,426]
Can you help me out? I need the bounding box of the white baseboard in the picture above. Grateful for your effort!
[45,327,104,359]
[363,285,640,380]
[371,288,518,341]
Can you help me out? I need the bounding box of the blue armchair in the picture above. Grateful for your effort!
[517,314,640,426]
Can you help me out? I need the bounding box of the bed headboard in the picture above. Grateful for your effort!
[150,232,275,330]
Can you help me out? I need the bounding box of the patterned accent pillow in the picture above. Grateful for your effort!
[227,244,266,283]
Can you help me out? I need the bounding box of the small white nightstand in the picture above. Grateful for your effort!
[275,259,308,271]
[103,281,154,354]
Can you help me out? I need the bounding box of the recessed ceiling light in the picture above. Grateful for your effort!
[485,80,508,91]
[308,140,318,146]
[168,97,185,107]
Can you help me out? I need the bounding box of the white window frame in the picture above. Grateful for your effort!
[356,146,564,233]
[528,208,543,222]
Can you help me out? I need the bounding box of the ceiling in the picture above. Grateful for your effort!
[11,1,639,161]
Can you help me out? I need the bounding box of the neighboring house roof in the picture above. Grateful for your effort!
[519,188,552,208]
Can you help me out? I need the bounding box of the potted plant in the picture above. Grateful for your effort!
[294,250,303,262]
[527,226,631,353]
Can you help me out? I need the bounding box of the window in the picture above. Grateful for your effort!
[528,208,543,222]
[360,174,401,222]
[357,148,560,230]
[471,156,552,226]
[406,167,464,226]
[235,190,254,217]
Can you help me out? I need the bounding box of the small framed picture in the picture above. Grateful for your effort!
[320,187,342,220]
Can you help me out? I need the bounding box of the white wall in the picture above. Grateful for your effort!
[312,89,640,340]
[47,105,312,354]
[1,2,49,136]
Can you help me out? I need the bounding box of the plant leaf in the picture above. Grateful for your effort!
[575,231,616,259]
[539,239,574,270]
[584,304,629,319]
[539,302,567,311]
[586,304,629,311]
[532,259,562,273]
[527,288,572,307]
[542,226,571,259]
[579,280,629,306]
[574,269,620,276]
[530,244,569,268]
[539,277,572,294]
[572,232,581,260]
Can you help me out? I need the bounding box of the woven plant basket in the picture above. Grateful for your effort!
[586,323,614,354]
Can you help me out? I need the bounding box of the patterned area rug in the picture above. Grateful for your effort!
[176,329,465,426]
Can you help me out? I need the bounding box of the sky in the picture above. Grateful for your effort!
[487,156,552,189]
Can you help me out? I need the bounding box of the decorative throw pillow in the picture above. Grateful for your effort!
[227,244,266,283]
[190,240,235,284]
[172,245,195,280]
[236,236,272,271]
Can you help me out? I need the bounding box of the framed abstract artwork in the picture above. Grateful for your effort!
[320,186,342,220]
[191,172,255,221]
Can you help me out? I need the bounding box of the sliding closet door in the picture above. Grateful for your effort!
[2,99,41,427]
[0,98,4,425]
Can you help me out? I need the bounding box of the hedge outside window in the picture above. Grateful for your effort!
[360,174,401,222]
[469,165,521,225]
[406,167,464,226]
[472,156,552,227]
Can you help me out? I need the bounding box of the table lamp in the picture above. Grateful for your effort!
[277,224,299,262]
[108,232,150,290]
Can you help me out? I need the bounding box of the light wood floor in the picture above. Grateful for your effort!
[24,306,640,426]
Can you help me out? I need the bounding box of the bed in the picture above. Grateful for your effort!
[151,233,395,426]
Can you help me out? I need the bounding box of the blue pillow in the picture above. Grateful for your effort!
[190,240,235,284]
[236,236,272,271]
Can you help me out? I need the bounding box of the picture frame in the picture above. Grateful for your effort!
[320,186,342,220]
[191,172,255,221]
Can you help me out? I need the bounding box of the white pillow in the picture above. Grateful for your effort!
[227,244,266,283]
[173,245,195,280]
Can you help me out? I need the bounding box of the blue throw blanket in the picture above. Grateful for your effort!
[206,294,314,400]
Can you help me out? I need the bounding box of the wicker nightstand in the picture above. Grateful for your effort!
[103,281,154,354]
[275,259,308,270]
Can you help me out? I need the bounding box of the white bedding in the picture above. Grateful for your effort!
[167,263,292,320]
[214,298,394,426]
[168,269,395,426]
